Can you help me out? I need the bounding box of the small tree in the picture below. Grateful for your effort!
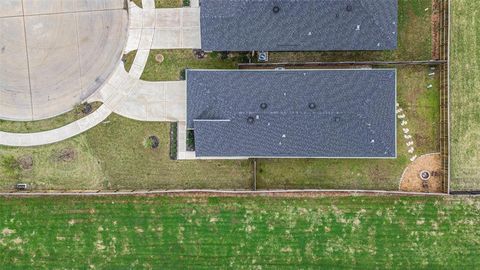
[143,136,160,149]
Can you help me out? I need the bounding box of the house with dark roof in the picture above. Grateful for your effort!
[200,0,398,51]
[186,69,397,158]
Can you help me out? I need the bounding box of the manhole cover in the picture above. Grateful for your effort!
[419,170,431,181]
[155,54,165,63]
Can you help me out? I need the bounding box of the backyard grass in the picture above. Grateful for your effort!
[257,66,440,190]
[1,195,479,268]
[140,50,247,81]
[0,102,102,133]
[450,0,480,191]
[269,0,433,62]
[0,114,251,190]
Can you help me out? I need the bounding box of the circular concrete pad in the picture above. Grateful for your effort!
[0,0,128,121]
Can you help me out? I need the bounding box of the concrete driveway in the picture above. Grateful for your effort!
[0,0,128,121]
[127,6,201,52]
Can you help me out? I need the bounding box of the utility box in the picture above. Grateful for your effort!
[258,51,268,62]
[15,183,28,190]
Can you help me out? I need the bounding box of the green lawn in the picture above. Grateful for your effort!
[0,195,479,268]
[450,0,480,190]
[122,50,137,73]
[140,50,248,81]
[269,0,433,62]
[0,102,102,133]
[130,0,142,8]
[155,0,183,8]
[257,66,440,190]
[131,0,184,8]
[0,114,251,190]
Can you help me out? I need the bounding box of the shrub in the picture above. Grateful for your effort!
[74,102,92,115]
[170,123,178,160]
[143,136,159,149]
[179,68,187,80]
[187,130,195,151]
[220,52,229,60]
[183,0,190,6]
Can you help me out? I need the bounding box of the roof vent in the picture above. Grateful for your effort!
[346,5,353,12]
[260,103,268,110]
[247,116,255,124]
[308,103,316,109]
[273,6,280,13]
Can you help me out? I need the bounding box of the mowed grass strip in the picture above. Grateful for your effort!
[450,0,480,190]
[140,50,246,81]
[0,195,479,268]
[131,0,184,8]
[269,0,433,62]
[0,102,102,133]
[155,0,183,8]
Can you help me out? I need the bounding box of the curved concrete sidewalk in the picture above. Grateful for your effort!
[0,106,112,147]
[0,0,195,148]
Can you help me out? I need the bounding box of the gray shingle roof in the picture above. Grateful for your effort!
[200,0,398,51]
[187,69,397,158]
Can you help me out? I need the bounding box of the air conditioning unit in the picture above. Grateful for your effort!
[258,51,269,62]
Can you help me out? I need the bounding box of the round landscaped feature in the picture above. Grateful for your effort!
[260,103,268,110]
[55,148,76,162]
[144,135,160,149]
[273,6,280,13]
[420,170,431,181]
[155,54,165,63]
[17,155,33,170]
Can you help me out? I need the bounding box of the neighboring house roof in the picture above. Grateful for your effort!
[200,0,398,51]
[186,69,397,158]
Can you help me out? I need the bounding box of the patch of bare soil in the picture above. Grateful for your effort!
[54,148,76,162]
[431,0,441,60]
[400,153,443,193]
[17,156,33,170]
[2,228,15,235]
